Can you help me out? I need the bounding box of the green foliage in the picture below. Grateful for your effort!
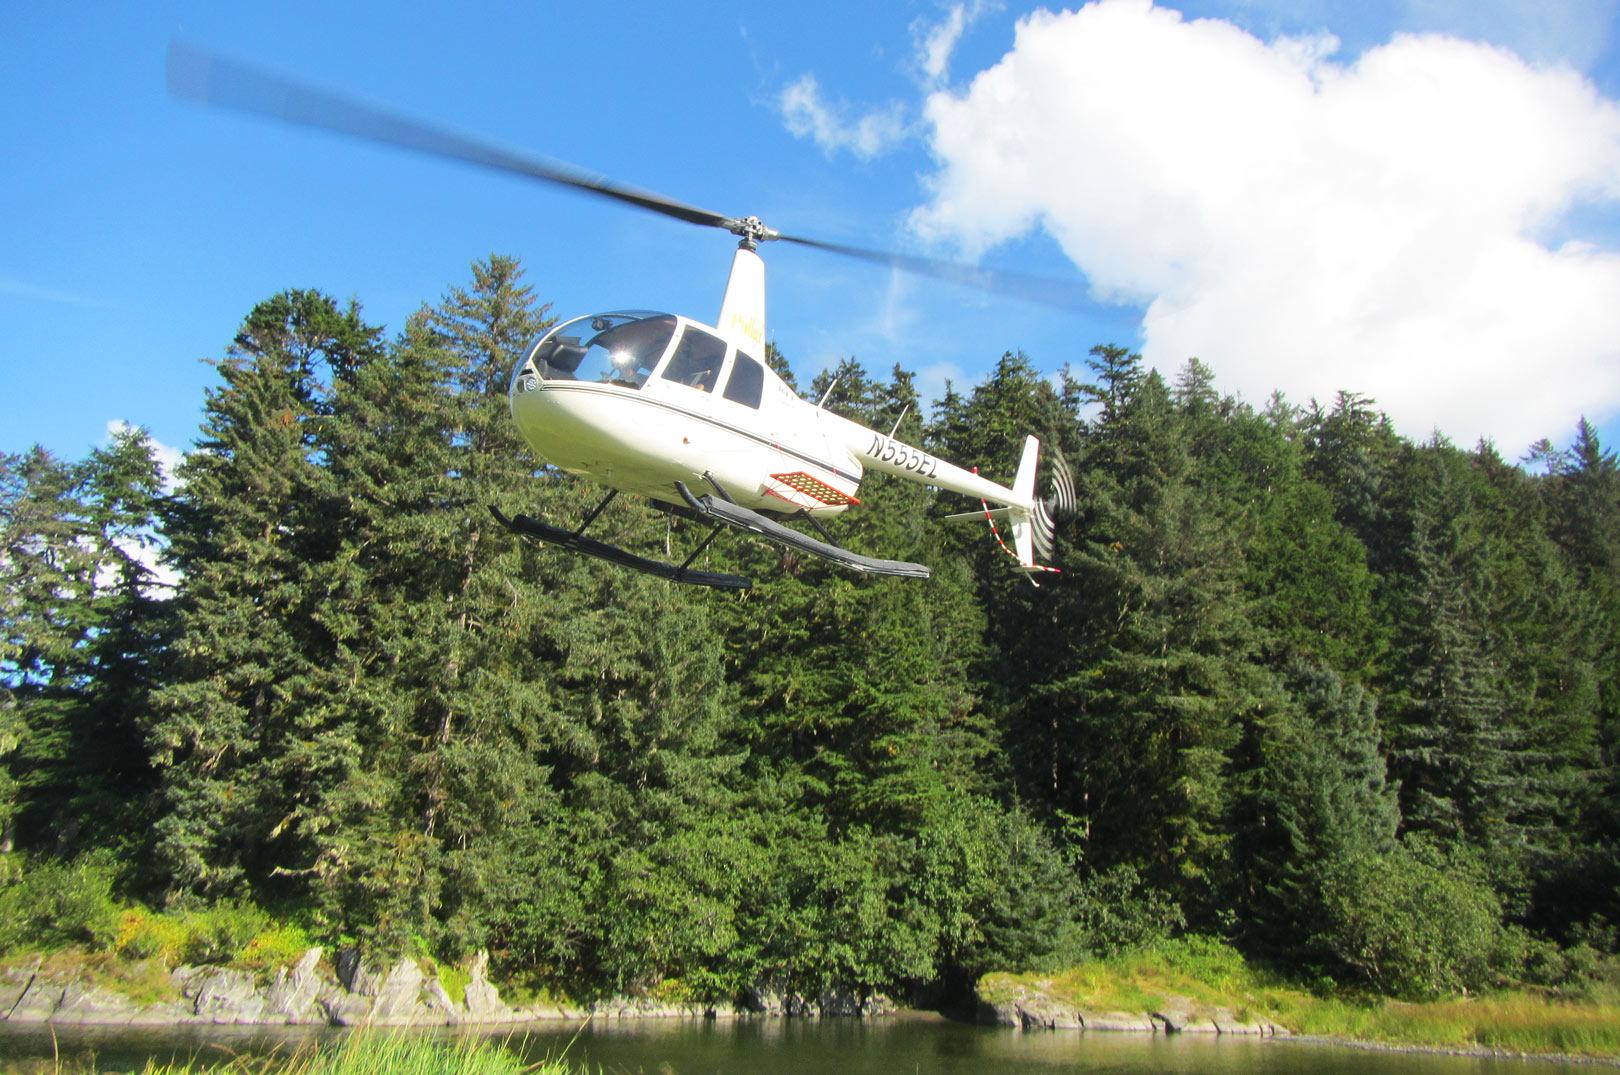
[7,260,1618,1017]
[0,853,121,952]
[1320,839,1510,998]
[0,430,167,864]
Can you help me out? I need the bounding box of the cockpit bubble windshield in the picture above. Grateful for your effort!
[516,311,676,392]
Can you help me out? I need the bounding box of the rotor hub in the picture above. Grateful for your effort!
[724,215,779,250]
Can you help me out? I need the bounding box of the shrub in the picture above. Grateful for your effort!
[112,907,189,963]
[1320,841,1505,998]
[232,922,314,972]
[0,853,121,953]
[178,902,275,965]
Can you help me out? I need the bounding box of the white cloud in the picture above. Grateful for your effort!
[779,73,908,160]
[910,0,1620,450]
[912,2,998,85]
[917,7,970,84]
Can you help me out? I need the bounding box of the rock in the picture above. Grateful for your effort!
[318,984,373,1027]
[741,983,789,1016]
[743,980,894,1018]
[369,957,425,1024]
[189,967,266,1025]
[6,977,66,1023]
[1,963,40,1018]
[1022,995,1085,1030]
[169,966,206,994]
[520,1003,574,1020]
[1082,1010,1156,1032]
[421,976,458,1023]
[462,951,510,1022]
[264,947,325,1025]
[980,998,1021,1027]
[334,948,363,993]
[1153,1005,1217,1034]
[815,988,894,1017]
[125,999,200,1027]
[47,981,142,1026]
[1210,1007,1267,1035]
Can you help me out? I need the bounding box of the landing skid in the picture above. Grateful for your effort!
[676,480,930,579]
[493,475,930,590]
[490,505,752,591]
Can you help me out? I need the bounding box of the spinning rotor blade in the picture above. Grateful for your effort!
[167,42,1087,312]
[774,232,1087,313]
[165,41,731,231]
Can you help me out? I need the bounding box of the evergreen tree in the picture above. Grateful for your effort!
[298,256,568,953]
[149,290,381,900]
[1002,349,1256,908]
[0,431,166,863]
[1,447,93,854]
[1228,661,1399,969]
[1380,440,1599,918]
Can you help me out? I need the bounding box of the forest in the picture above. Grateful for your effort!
[2,254,1617,1007]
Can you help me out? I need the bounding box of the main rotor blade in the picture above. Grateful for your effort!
[165,41,732,231]
[773,232,1090,314]
[168,41,1089,314]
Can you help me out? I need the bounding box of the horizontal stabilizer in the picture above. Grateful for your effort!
[943,506,1011,523]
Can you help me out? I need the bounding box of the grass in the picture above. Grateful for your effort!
[980,937,1620,1060]
[6,1031,588,1075]
[981,935,1299,1020]
[1285,993,1620,1059]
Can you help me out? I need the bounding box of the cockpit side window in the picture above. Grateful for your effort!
[660,327,727,393]
[722,351,765,409]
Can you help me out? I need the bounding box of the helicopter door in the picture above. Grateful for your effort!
[659,325,727,394]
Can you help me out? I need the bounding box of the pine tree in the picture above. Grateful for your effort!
[999,349,1256,906]
[295,256,566,952]
[1,447,95,853]
[1228,661,1399,968]
[149,290,381,900]
[1,431,166,862]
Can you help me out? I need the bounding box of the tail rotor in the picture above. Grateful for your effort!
[1032,449,1075,562]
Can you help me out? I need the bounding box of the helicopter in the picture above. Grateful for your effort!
[166,43,1077,591]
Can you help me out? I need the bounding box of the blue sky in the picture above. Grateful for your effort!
[4,0,1618,475]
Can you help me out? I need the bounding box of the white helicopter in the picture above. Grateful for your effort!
[167,43,1076,590]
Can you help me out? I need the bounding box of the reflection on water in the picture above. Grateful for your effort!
[0,1015,1598,1075]
[497,1016,1593,1075]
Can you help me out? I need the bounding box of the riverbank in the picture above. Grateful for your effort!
[7,936,1620,1064]
[0,946,894,1029]
[976,939,1620,1062]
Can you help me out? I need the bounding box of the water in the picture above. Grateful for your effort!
[0,1015,1599,1074]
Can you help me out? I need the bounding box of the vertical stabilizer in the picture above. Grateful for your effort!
[717,244,767,355]
[1008,435,1041,568]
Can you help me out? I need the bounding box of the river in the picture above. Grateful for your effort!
[0,1015,1604,1074]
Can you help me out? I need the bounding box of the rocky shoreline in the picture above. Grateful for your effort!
[2,946,1283,1036]
[10,956,1620,1068]
[0,948,897,1028]
[976,980,1289,1037]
